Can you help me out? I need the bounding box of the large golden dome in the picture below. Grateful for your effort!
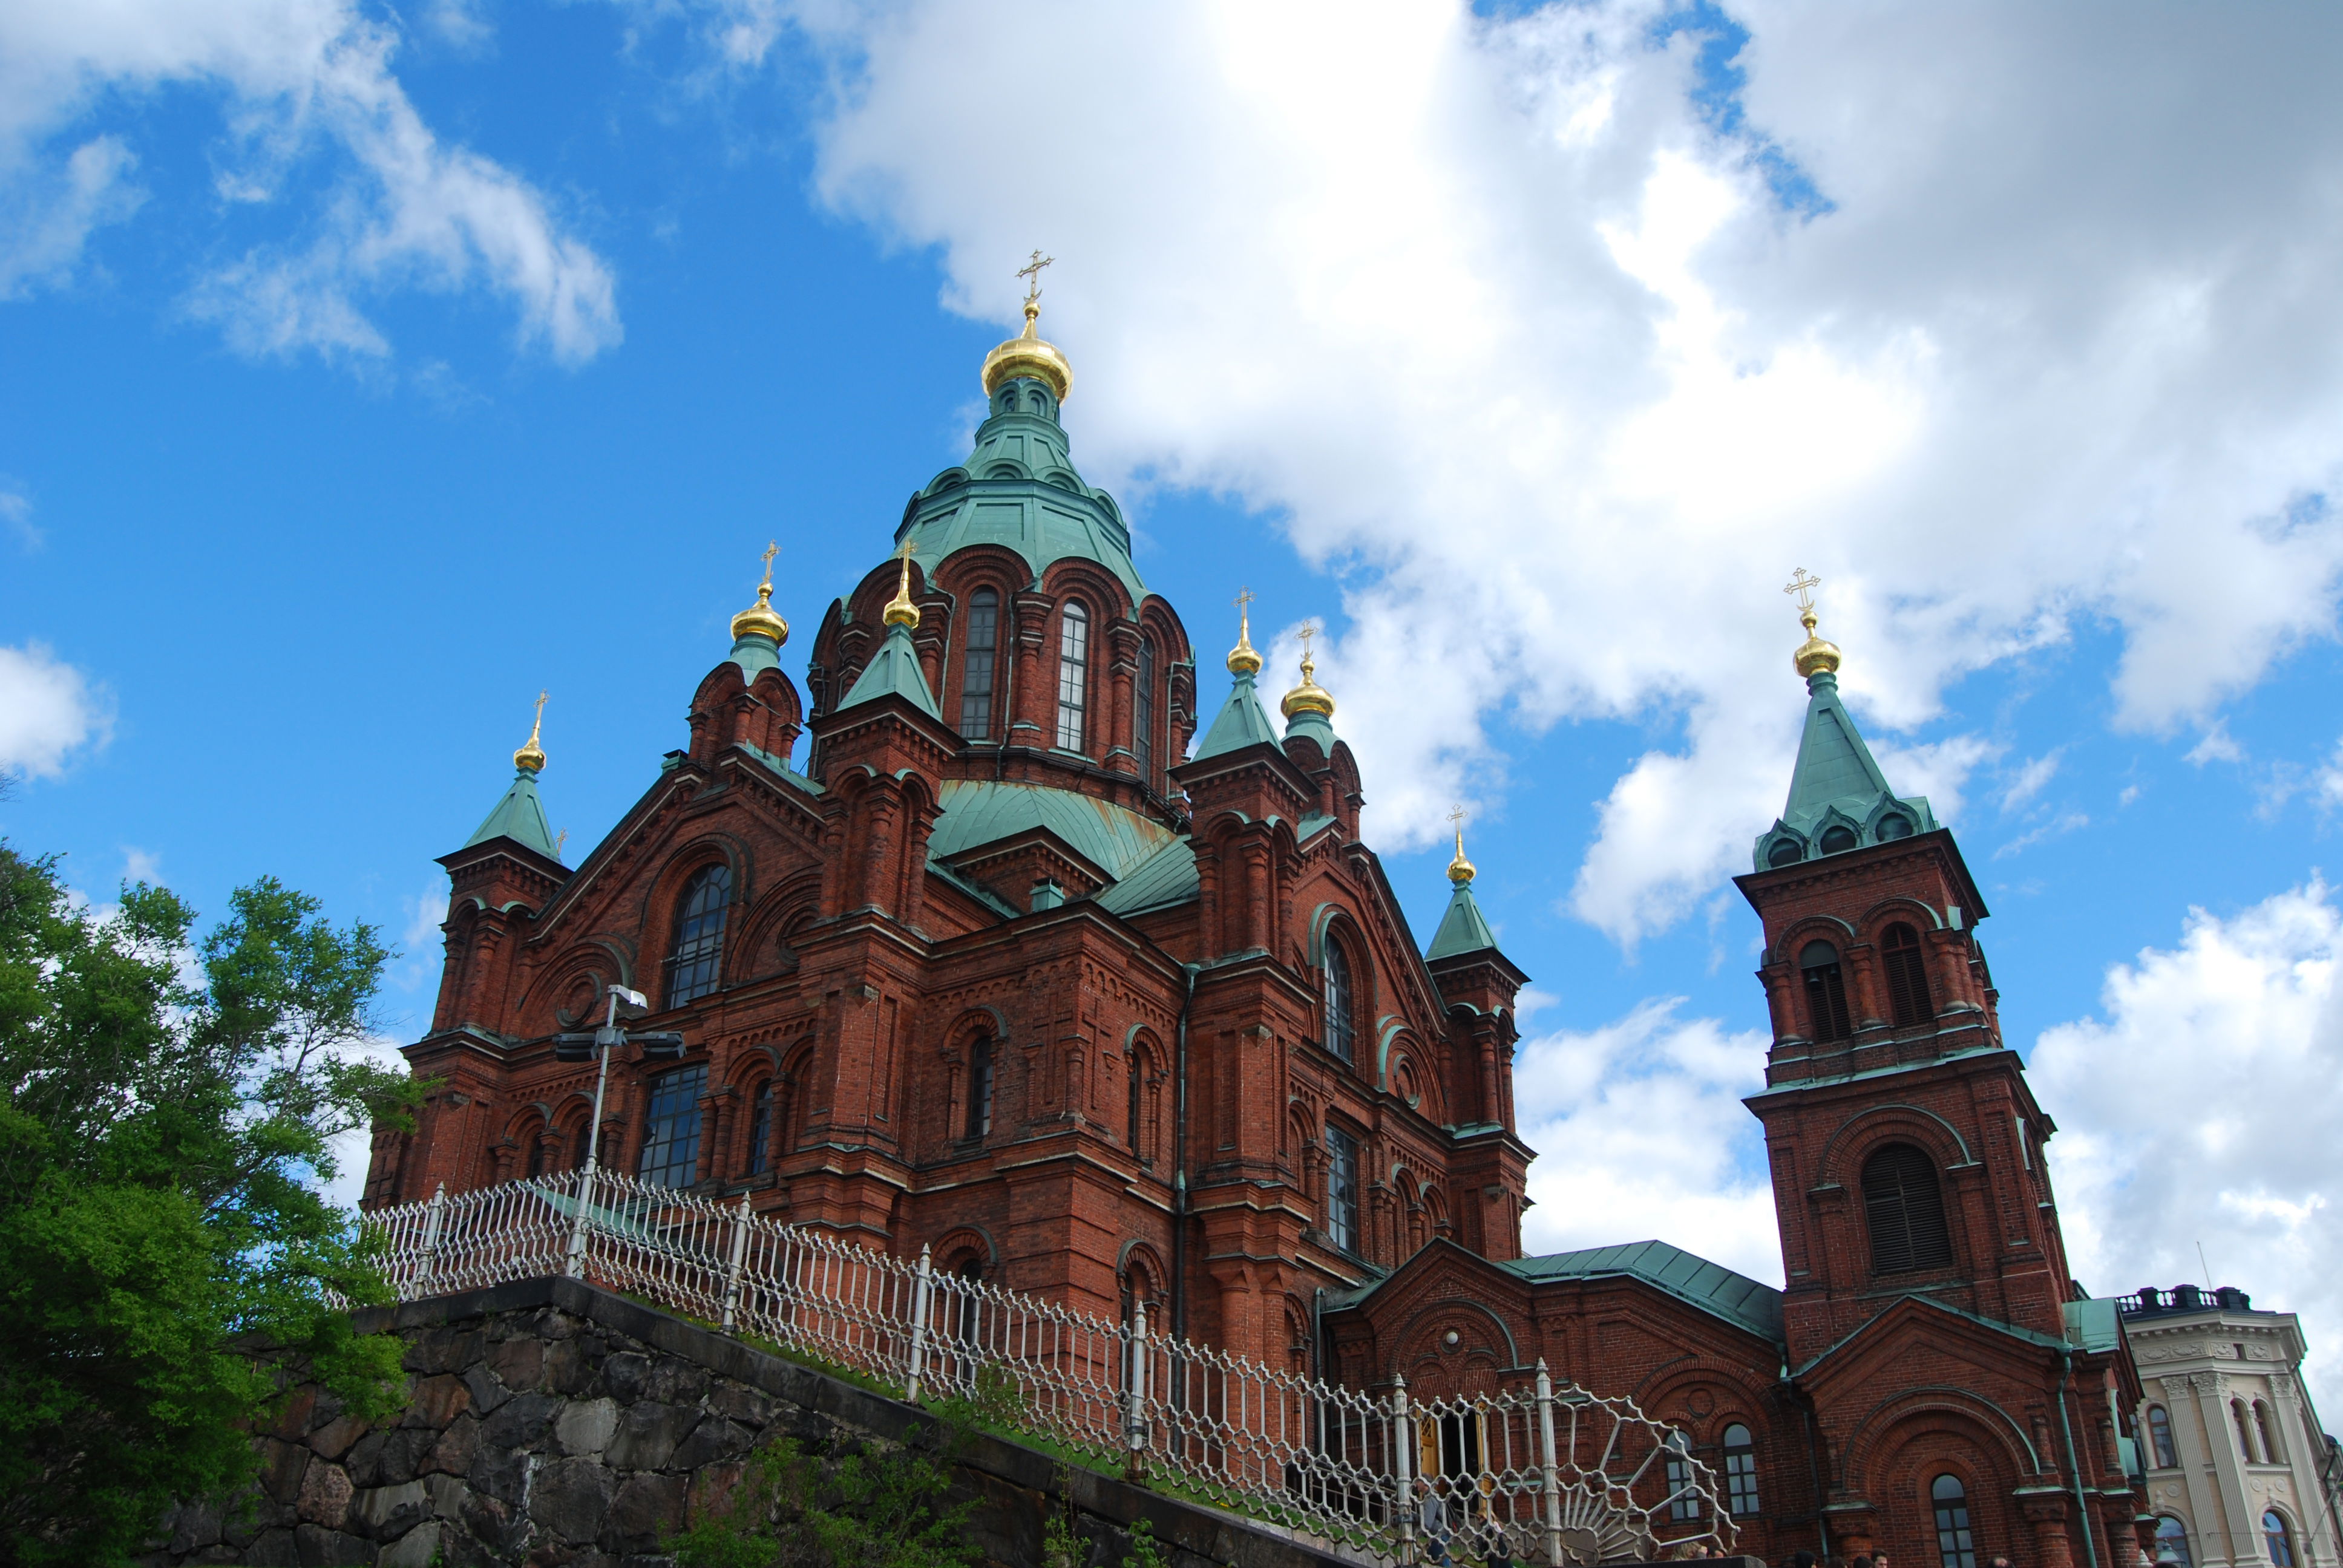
[981,299,1073,402]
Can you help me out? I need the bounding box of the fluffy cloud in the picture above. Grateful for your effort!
[0,642,109,779]
[2035,881,2343,1411]
[1513,995,1780,1282]
[759,0,2343,942]
[0,0,619,361]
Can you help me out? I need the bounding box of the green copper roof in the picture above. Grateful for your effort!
[1501,1240,1784,1345]
[1094,837,1201,916]
[730,631,781,681]
[1193,670,1281,759]
[1426,878,1499,960]
[926,779,1176,881]
[465,768,559,859]
[1284,705,1335,754]
[838,622,942,720]
[1754,668,1938,871]
[895,379,1147,609]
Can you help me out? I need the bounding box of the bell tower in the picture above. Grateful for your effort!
[1735,575,2074,1362]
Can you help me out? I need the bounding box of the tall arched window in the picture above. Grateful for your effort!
[747,1080,775,1175]
[2235,1400,2260,1461]
[666,863,732,1007]
[1127,1048,1145,1156]
[2264,1510,2295,1568]
[2154,1515,2194,1567]
[1055,601,1089,751]
[1323,941,1357,1063]
[2149,1404,2178,1469]
[1883,922,1934,1027]
[638,1063,708,1189]
[968,1035,994,1140]
[1722,1423,1760,1517]
[1932,1475,1978,1568]
[1664,1431,1701,1521]
[525,1122,548,1178]
[1325,1125,1360,1255]
[960,588,999,739]
[1863,1144,1953,1274]
[1136,633,1158,787]
[2255,1401,2282,1464]
[1800,939,1853,1042]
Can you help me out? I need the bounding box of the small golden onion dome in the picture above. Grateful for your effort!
[1447,823,1476,886]
[1281,650,1335,719]
[1227,604,1263,676]
[514,692,548,774]
[882,544,921,629]
[732,541,790,645]
[980,299,1073,402]
[1792,608,1841,678]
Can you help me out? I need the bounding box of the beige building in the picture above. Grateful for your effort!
[2123,1285,2343,1568]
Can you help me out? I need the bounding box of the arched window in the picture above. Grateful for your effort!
[2149,1404,2178,1469]
[525,1122,548,1178]
[1932,1475,1978,1568]
[2264,1510,2295,1568]
[1127,1048,1145,1156]
[2255,1401,2282,1464]
[1323,941,1357,1063]
[747,1080,775,1175]
[1863,1144,1954,1274]
[1800,939,1853,1042]
[1055,601,1089,751]
[665,863,732,1007]
[638,1063,708,1189]
[1876,812,1914,840]
[1820,823,1858,854]
[2154,1515,2194,1567]
[1883,922,1934,1027]
[1325,1125,1360,1255]
[2235,1400,2258,1461]
[570,1114,594,1170]
[959,588,999,739]
[1722,1423,1760,1516]
[968,1035,994,1140]
[1664,1431,1701,1521]
[1768,837,1804,868]
[1136,633,1158,787]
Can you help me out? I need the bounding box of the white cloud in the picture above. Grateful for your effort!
[2034,880,2343,1413]
[2186,722,2244,767]
[0,641,110,779]
[318,1032,413,1211]
[2001,750,2062,812]
[0,481,36,549]
[120,846,162,885]
[0,0,619,362]
[1513,997,1781,1283]
[752,0,2343,942]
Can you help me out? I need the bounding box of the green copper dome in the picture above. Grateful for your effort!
[1754,667,1937,871]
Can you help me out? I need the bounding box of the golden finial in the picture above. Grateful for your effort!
[882,539,921,629]
[1280,619,1336,720]
[1446,805,1475,885]
[730,540,790,646]
[1227,587,1263,676]
[980,250,1073,400]
[513,690,548,773]
[1783,567,1841,679]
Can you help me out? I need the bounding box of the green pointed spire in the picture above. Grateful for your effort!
[838,621,942,720]
[1427,812,1501,959]
[466,768,560,858]
[1195,670,1280,758]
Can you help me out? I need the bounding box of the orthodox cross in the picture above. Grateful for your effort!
[1233,585,1255,639]
[1783,567,1821,615]
[759,540,778,589]
[529,689,548,737]
[1018,249,1055,305]
[1297,619,1319,658]
[1448,803,1467,832]
[554,829,568,864]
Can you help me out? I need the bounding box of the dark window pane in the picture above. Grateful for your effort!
[2155,1515,2193,1567]
[1666,1431,1700,1521]
[1723,1424,1760,1517]
[666,864,732,1007]
[1136,634,1157,786]
[1801,941,1852,1042]
[1326,1126,1360,1255]
[1325,943,1355,1063]
[960,589,998,739]
[639,1064,708,1189]
[1884,923,1934,1027]
[1056,602,1089,751]
[968,1036,993,1139]
[748,1082,774,1175]
[1933,1475,1977,1568]
[1864,1145,1954,1274]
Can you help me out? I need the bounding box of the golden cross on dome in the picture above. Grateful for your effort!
[1017,249,1055,305]
[1297,619,1319,657]
[759,540,778,589]
[1448,803,1467,831]
[554,829,568,864]
[531,689,548,731]
[1783,567,1821,616]
[1233,586,1255,613]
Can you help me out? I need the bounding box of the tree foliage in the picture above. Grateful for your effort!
[0,843,421,1566]
[669,1432,983,1568]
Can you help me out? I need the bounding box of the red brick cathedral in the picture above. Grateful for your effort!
[369,302,2146,1568]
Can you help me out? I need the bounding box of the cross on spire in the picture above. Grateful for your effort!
[1297,619,1319,656]
[531,689,548,735]
[1784,567,1821,617]
[759,540,778,589]
[1018,249,1055,305]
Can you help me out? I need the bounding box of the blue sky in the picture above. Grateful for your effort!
[7,0,2343,1402]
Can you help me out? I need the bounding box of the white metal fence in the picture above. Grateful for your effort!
[364,1171,1735,1566]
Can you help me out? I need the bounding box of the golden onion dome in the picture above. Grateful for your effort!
[513,691,548,774]
[1280,648,1335,720]
[980,299,1073,402]
[1792,608,1841,678]
[882,543,921,629]
[1227,594,1263,676]
[1447,822,1476,886]
[732,541,789,646]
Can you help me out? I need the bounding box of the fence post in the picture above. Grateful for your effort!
[1536,1358,1565,1567]
[1391,1373,1417,1565]
[905,1244,935,1403]
[415,1182,447,1296]
[1124,1298,1150,1483]
[564,1163,597,1281]
[720,1190,753,1333]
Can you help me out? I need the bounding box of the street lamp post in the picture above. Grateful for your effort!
[551,984,686,1278]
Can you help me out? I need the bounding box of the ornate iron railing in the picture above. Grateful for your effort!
[363,1172,1735,1565]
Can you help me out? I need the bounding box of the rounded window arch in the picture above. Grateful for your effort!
[2155,1514,2194,1567]
[2254,1400,2282,1463]
[1800,939,1852,1042]
[2148,1403,2178,1469]
[1663,1429,1700,1521]
[1722,1422,1760,1517]
[1819,823,1858,854]
[746,1077,780,1175]
[1882,921,1934,1028]
[1862,1143,1953,1274]
[1055,599,1090,751]
[1876,811,1914,840]
[1931,1474,1978,1568]
[665,862,733,1007]
[2235,1399,2258,1461]
[1323,936,1358,1064]
[1768,837,1804,868]
[966,1031,995,1141]
[2264,1509,2295,1568]
[958,587,1001,739]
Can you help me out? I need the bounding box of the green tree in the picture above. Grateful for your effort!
[0,843,421,1567]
